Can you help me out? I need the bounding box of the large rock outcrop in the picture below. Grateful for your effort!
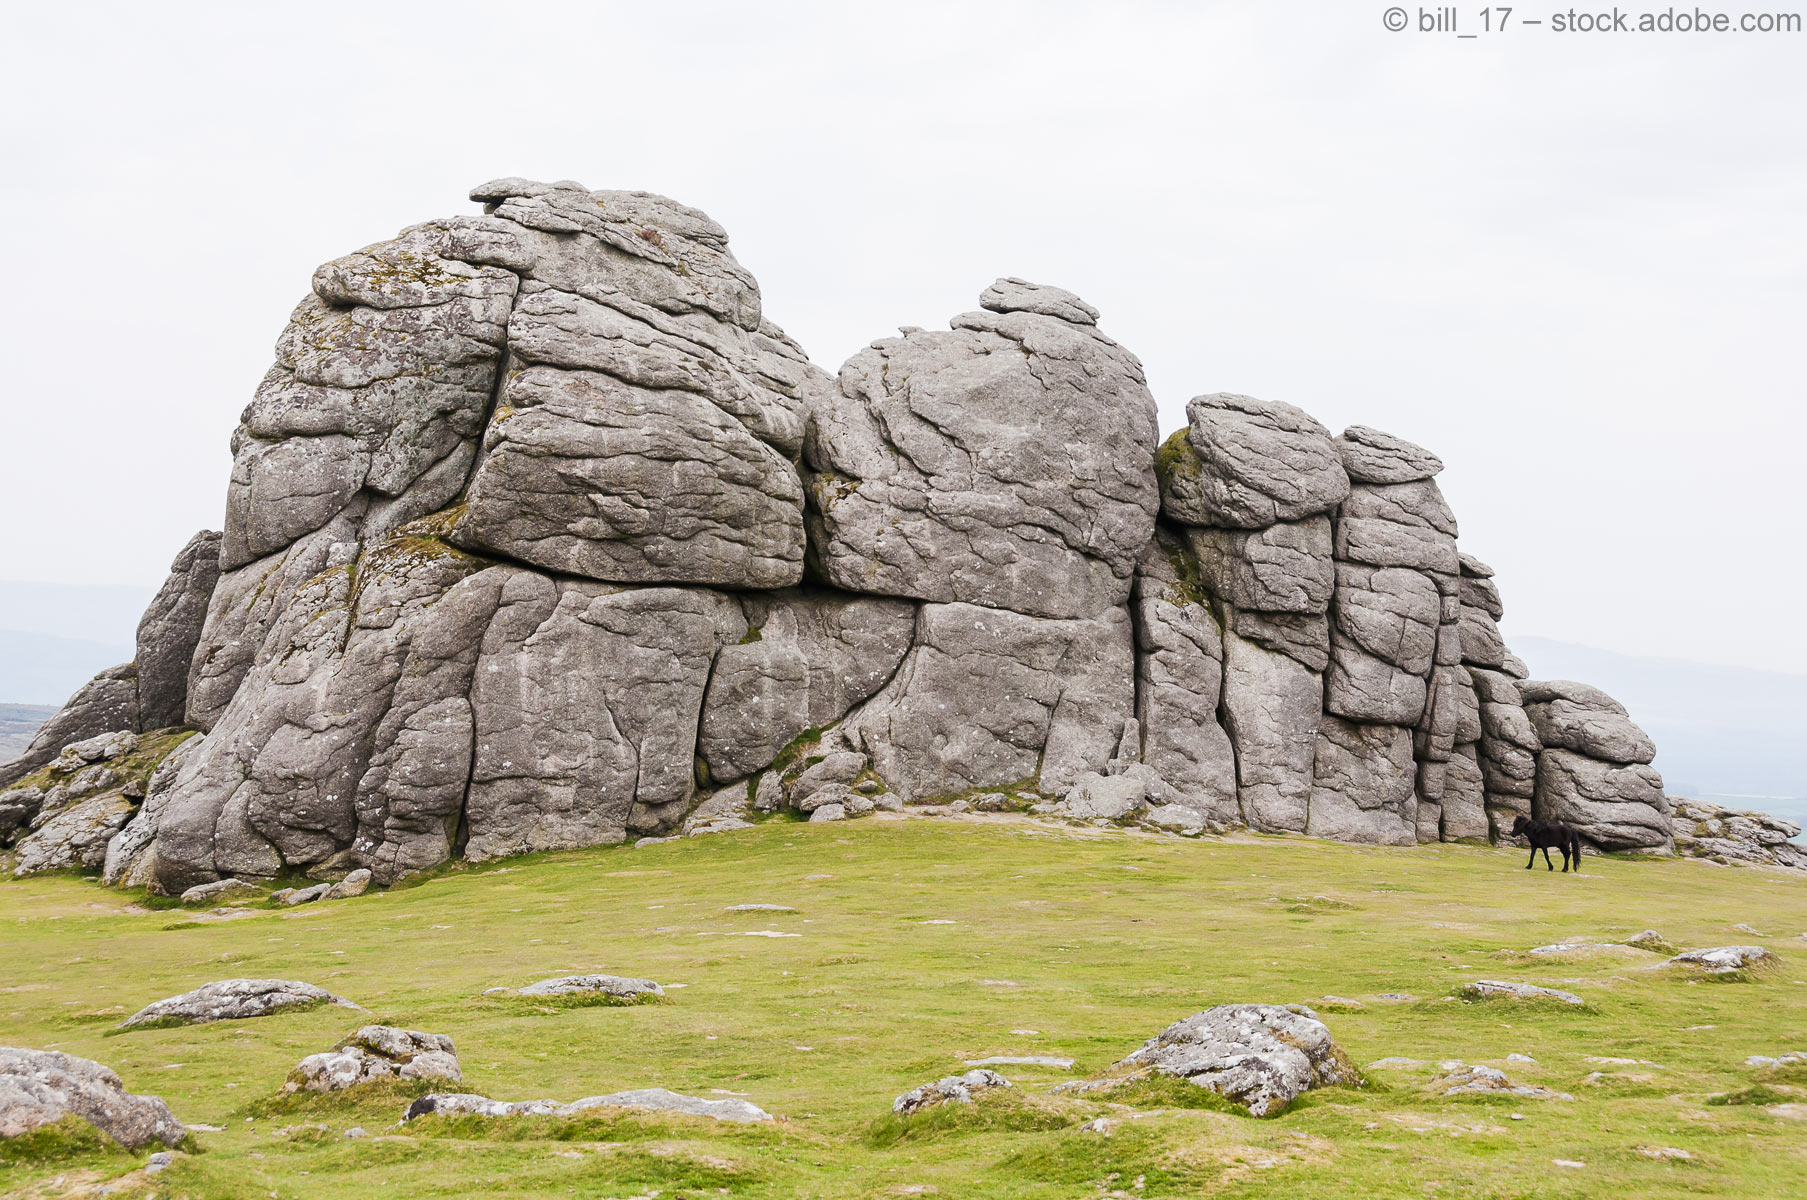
[5,177,1724,891]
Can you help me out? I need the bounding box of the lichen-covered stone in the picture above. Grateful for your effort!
[0,1047,185,1149]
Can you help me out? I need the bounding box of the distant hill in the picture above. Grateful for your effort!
[1513,635,1807,830]
[0,702,60,759]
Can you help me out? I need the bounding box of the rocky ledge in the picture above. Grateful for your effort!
[5,176,1787,895]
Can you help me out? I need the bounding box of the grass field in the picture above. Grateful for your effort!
[3,813,1806,1198]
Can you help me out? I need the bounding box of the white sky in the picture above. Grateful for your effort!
[1,1,1801,670]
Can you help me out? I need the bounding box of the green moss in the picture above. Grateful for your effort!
[766,726,825,777]
[1153,428,1201,487]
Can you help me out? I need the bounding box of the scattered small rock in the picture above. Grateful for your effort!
[1461,980,1584,1005]
[144,1150,174,1172]
[285,1026,460,1093]
[1507,1053,1537,1064]
[179,878,263,907]
[893,1069,1011,1115]
[343,1126,368,1138]
[119,979,359,1029]
[406,1087,771,1123]
[1636,1145,1693,1161]
[725,904,795,913]
[1313,995,1365,1012]
[1626,929,1676,954]
[1662,946,1779,976]
[500,975,664,1002]
[962,1056,1074,1070]
[808,803,847,823]
[1435,1062,1574,1100]
[327,868,372,899]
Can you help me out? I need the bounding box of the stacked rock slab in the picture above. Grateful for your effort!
[1522,680,1671,852]
[1320,425,1458,846]
[1152,395,1347,833]
[3,177,1712,889]
[815,277,1161,800]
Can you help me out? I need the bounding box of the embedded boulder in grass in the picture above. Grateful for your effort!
[119,979,360,1029]
[1110,1003,1363,1116]
[491,975,665,1003]
[0,1047,186,1149]
[405,1087,771,1123]
[1461,980,1585,1005]
[285,1026,461,1093]
[893,1069,1012,1115]
[1663,946,1780,976]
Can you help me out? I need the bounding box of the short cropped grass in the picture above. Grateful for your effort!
[4,814,1807,1197]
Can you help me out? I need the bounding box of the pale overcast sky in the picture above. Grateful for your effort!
[1,1,1801,670]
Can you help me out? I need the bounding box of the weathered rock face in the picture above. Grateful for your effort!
[135,531,222,731]
[840,602,1133,801]
[1128,534,1237,823]
[1535,748,1671,852]
[1520,679,1670,852]
[697,590,915,783]
[1113,1003,1363,1117]
[0,1047,186,1149]
[804,281,1161,621]
[12,178,1717,889]
[1157,395,1349,529]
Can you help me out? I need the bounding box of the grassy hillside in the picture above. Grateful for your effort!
[3,816,1805,1198]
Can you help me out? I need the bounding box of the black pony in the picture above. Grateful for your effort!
[1511,816,1583,872]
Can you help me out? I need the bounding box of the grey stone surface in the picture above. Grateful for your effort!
[1333,425,1444,484]
[1522,680,1656,765]
[1307,717,1416,846]
[135,531,223,731]
[11,794,135,876]
[1184,517,1334,615]
[1334,481,1459,575]
[1115,1003,1362,1117]
[456,363,805,588]
[842,602,1132,801]
[805,283,1160,620]
[119,979,358,1029]
[1534,749,1672,852]
[1324,564,1439,725]
[1129,534,1237,822]
[1157,394,1350,529]
[894,1068,1011,1115]
[0,1047,185,1149]
[179,878,261,906]
[509,974,663,1001]
[221,217,516,573]
[286,1026,460,1092]
[698,591,914,782]
[1663,946,1778,975]
[1461,980,1585,1005]
[1059,771,1148,821]
[1440,745,1489,842]
[1220,627,1322,832]
[408,1086,771,1123]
